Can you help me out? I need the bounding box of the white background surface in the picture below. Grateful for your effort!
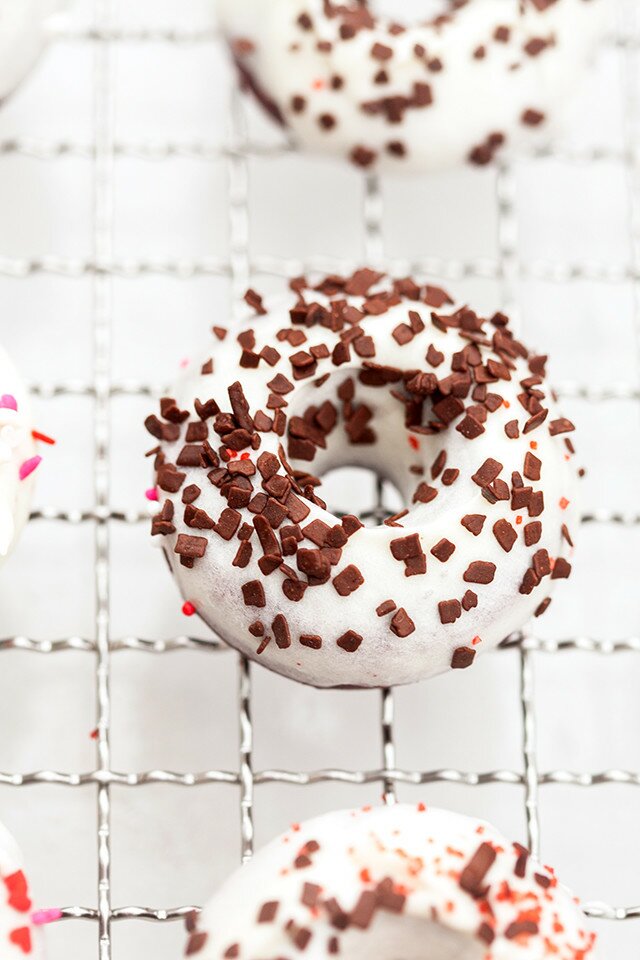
[0,1,639,957]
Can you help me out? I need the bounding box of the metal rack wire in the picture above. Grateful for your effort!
[0,0,639,955]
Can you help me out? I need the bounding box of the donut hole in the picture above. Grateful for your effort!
[285,373,441,526]
[341,911,485,959]
[320,465,405,525]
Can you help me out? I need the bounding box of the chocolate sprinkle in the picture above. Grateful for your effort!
[337,630,363,653]
[463,561,496,584]
[451,646,476,669]
[390,608,415,637]
[459,843,496,899]
[333,564,364,596]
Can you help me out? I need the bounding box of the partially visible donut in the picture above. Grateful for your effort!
[185,803,596,959]
[0,344,37,567]
[0,821,41,958]
[0,0,68,102]
[217,0,608,172]
[146,272,580,688]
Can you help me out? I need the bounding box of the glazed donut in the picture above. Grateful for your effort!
[0,821,41,958]
[0,0,67,102]
[0,344,38,567]
[185,803,595,960]
[146,272,579,688]
[217,0,608,172]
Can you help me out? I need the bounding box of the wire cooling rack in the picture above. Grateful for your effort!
[0,0,639,957]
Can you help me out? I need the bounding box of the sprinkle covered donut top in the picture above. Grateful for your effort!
[186,804,596,959]
[216,0,608,172]
[146,271,580,688]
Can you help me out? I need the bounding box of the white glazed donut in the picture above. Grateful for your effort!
[146,272,579,688]
[0,0,68,102]
[185,803,596,959]
[0,821,42,958]
[0,344,38,567]
[216,0,608,172]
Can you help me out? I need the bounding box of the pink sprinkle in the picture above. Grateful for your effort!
[0,394,17,411]
[32,908,63,926]
[145,487,158,501]
[179,357,190,369]
[19,456,42,481]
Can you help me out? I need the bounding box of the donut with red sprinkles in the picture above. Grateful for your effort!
[216,0,607,172]
[0,343,38,567]
[185,804,596,959]
[0,821,42,957]
[146,271,580,688]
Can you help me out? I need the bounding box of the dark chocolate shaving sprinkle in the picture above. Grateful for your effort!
[337,630,363,653]
[333,564,365,596]
[459,843,496,899]
[493,518,517,553]
[242,581,265,607]
[451,646,476,669]
[439,599,462,625]
[464,561,496,584]
[390,608,415,638]
[461,515,486,536]
[257,900,279,923]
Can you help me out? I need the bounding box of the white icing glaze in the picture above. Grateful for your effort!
[0,344,36,565]
[190,803,596,960]
[0,821,42,958]
[217,0,608,172]
[0,0,68,102]
[149,274,580,688]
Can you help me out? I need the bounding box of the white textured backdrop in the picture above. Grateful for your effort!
[0,1,639,957]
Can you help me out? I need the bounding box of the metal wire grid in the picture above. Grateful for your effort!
[0,0,638,956]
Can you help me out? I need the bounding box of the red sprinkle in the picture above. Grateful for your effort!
[31,430,56,445]
[9,927,32,954]
[182,601,197,616]
[408,435,420,451]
